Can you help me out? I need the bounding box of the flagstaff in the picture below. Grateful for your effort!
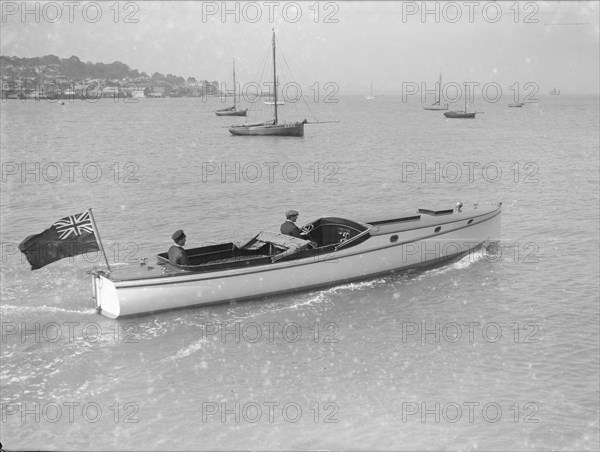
[87,208,111,272]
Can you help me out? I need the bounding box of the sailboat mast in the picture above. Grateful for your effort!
[272,29,278,124]
[233,58,235,111]
[232,59,236,109]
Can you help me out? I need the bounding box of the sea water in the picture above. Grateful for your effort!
[1,94,598,450]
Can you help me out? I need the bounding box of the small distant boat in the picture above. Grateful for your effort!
[229,119,306,136]
[229,30,307,137]
[215,59,247,117]
[508,102,525,107]
[216,106,247,116]
[550,87,560,95]
[444,111,475,119]
[263,99,285,105]
[364,82,375,100]
[444,84,476,119]
[424,72,448,110]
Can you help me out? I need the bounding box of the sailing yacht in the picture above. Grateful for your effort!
[215,59,247,116]
[444,83,476,118]
[229,30,306,137]
[424,72,448,110]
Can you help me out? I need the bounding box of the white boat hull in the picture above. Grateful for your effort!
[93,204,501,318]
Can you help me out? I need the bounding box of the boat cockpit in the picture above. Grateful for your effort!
[156,217,371,272]
[300,216,370,248]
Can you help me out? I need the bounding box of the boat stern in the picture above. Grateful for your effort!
[91,271,121,319]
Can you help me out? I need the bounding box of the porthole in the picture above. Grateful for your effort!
[467,219,473,225]
[390,235,399,243]
[434,226,441,233]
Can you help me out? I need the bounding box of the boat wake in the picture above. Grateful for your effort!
[411,243,495,280]
[162,337,209,362]
[258,278,392,315]
[225,278,390,320]
[223,292,331,321]
[287,292,330,310]
[449,247,487,270]
[323,278,388,294]
[0,303,96,316]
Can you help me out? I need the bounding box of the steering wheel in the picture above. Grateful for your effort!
[300,223,314,234]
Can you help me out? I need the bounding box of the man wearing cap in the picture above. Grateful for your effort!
[168,229,189,265]
[280,210,302,239]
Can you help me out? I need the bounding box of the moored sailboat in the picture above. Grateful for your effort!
[215,59,247,117]
[229,30,306,137]
[423,72,448,110]
[444,83,476,118]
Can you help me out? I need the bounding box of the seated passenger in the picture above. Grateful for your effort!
[280,210,302,239]
[168,229,189,265]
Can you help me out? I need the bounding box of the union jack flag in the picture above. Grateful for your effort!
[53,211,95,240]
[19,210,100,270]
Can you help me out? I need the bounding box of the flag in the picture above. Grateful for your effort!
[19,211,100,270]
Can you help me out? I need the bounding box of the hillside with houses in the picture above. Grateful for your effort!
[0,55,221,100]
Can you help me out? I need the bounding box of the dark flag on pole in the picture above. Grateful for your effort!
[19,211,100,270]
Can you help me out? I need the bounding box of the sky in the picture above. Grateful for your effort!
[1,1,599,94]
